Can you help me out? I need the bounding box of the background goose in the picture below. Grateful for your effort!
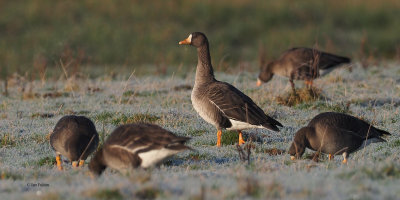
[50,115,99,170]
[288,112,391,163]
[89,123,191,176]
[257,47,351,93]
[179,32,282,147]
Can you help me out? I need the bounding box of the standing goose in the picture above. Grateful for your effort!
[179,32,282,147]
[89,123,191,176]
[288,112,391,163]
[257,47,351,93]
[50,115,99,170]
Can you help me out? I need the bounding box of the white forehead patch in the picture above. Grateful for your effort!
[188,34,192,42]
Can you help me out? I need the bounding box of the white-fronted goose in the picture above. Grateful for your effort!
[179,32,283,147]
[50,115,99,170]
[288,112,390,163]
[257,47,351,93]
[89,123,191,176]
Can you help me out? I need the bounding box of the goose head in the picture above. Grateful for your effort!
[288,127,310,160]
[179,32,208,47]
[257,62,274,86]
[88,148,107,176]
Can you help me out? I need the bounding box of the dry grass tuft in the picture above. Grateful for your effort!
[33,54,48,85]
[275,87,323,106]
[257,147,285,156]
[236,141,255,165]
[64,77,80,92]
[0,133,17,148]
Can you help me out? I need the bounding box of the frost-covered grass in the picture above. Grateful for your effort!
[0,64,399,199]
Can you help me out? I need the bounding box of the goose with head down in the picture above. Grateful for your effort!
[257,47,351,94]
[50,115,99,170]
[89,123,191,176]
[179,32,283,147]
[288,112,391,163]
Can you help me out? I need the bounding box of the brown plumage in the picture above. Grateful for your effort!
[179,32,282,147]
[89,123,191,176]
[257,47,351,92]
[50,115,99,170]
[288,112,390,163]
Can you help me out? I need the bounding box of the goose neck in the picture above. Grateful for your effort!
[195,44,215,84]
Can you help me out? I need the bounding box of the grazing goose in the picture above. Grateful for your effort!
[89,123,191,176]
[257,47,350,93]
[50,115,99,170]
[179,32,283,147]
[288,112,391,163]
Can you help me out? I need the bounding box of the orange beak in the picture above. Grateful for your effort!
[256,79,263,87]
[179,35,192,45]
[179,38,191,45]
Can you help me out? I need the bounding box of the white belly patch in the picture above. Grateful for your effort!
[138,148,180,168]
[226,119,265,130]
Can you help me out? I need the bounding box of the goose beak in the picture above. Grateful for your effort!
[290,156,295,160]
[179,34,192,45]
[256,79,263,87]
[179,38,191,45]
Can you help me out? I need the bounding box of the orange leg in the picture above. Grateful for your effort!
[78,160,85,167]
[72,161,78,168]
[56,154,63,171]
[238,131,245,145]
[342,152,348,164]
[328,154,334,161]
[216,130,222,147]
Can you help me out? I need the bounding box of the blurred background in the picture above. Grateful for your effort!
[1,0,399,78]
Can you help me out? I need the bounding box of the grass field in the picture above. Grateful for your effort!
[0,63,399,199]
[1,0,400,76]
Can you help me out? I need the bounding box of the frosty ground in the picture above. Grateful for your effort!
[0,64,399,199]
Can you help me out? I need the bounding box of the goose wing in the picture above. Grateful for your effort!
[318,51,350,70]
[106,123,191,152]
[206,82,282,131]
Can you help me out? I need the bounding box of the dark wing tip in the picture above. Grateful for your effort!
[342,57,351,64]
[267,117,284,130]
[375,128,391,136]
[263,123,282,132]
